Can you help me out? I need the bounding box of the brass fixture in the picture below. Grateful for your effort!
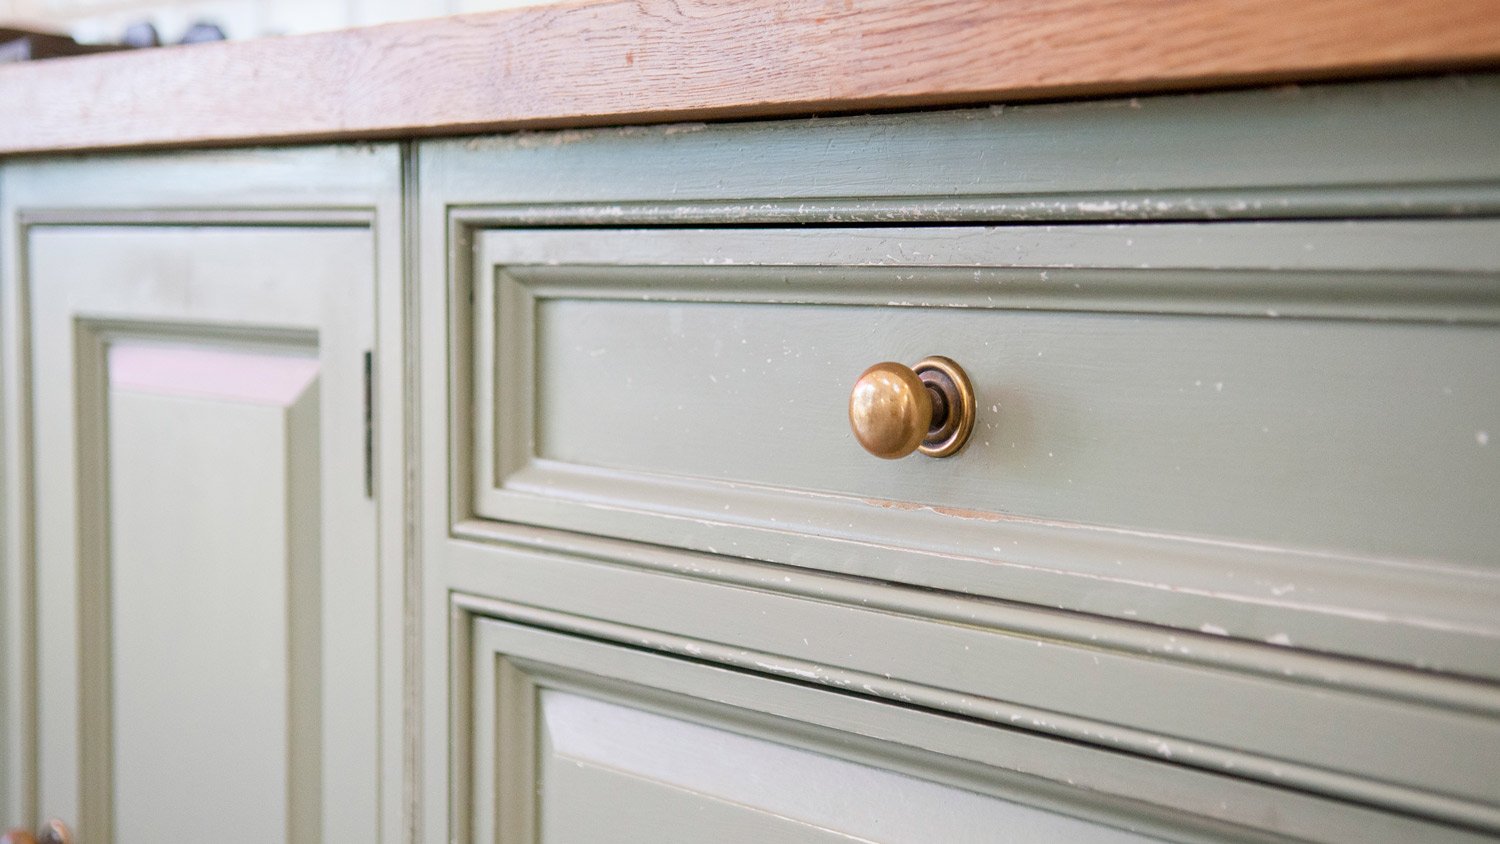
[849,356,975,459]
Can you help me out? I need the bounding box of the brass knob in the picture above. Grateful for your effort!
[849,356,975,459]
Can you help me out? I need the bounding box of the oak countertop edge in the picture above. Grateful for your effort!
[3,0,1500,155]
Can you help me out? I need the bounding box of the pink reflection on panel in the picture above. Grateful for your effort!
[108,342,319,406]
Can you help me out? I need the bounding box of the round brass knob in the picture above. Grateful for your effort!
[849,362,930,459]
[849,356,975,459]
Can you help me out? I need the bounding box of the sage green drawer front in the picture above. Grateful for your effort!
[463,222,1500,678]
[464,610,1496,844]
[451,543,1500,834]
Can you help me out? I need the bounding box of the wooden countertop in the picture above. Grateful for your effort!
[3,0,1500,155]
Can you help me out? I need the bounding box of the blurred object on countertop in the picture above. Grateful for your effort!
[0,0,547,46]
[0,18,222,62]
[0,25,120,61]
[120,20,159,48]
[177,20,224,43]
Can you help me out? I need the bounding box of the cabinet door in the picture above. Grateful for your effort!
[25,224,377,843]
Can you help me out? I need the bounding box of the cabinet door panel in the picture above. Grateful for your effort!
[533,690,1157,844]
[27,226,376,843]
[107,346,320,843]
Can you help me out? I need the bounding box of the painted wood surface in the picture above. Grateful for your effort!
[457,220,1500,680]
[0,147,407,841]
[24,226,377,842]
[532,689,1164,842]
[418,75,1500,212]
[416,75,1500,843]
[460,223,1500,679]
[107,349,321,843]
[446,538,1500,834]
[2,69,1492,844]
[462,608,1498,843]
[425,77,1500,681]
[3,0,1500,155]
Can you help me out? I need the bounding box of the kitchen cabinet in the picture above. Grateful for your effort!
[418,74,1500,843]
[3,72,1499,844]
[1,147,407,842]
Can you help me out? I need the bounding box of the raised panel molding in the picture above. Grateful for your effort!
[452,223,1500,681]
[460,601,1499,843]
[105,341,323,843]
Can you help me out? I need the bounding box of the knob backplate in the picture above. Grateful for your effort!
[913,356,974,457]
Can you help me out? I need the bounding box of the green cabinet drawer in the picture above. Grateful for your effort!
[462,605,1497,843]
[461,221,1500,679]
[447,541,1500,836]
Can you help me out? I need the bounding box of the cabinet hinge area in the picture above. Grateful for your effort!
[363,349,374,499]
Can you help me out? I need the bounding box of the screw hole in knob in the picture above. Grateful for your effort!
[849,356,975,459]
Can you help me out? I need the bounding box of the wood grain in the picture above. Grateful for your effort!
[2,0,1499,152]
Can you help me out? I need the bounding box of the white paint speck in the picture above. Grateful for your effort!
[1267,633,1293,646]
[1200,623,1229,636]
[1479,431,1490,446]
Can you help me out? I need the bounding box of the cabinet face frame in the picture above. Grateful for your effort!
[0,146,410,841]
[418,76,1500,844]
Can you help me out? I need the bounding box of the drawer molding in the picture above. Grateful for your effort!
[458,594,1500,841]
[447,543,1500,833]
[441,182,1500,227]
[451,520,1500,718]
[453,223,1500,679]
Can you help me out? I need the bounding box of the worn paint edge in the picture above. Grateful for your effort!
[449,519,1500,718]
[446,184,1500,226]
[453,592,1500,835]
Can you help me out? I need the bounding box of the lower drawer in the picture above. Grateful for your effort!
[462,610,1495,844]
